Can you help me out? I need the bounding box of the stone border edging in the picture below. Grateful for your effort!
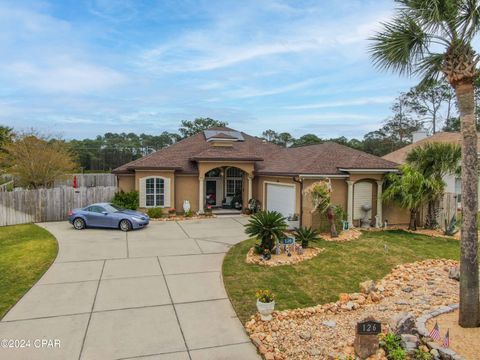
[415,304,466,360]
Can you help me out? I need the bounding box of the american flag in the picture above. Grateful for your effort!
[443,329,450,348]
[429,321,441,341]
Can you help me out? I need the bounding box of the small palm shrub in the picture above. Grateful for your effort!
[147,207,163,218]
[293,226,320,248]
[112,190,139,210]
[245,210,287,251]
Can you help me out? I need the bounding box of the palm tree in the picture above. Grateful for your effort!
[370,0,480,327]
[383,164,444,230]
[406,142,461,228]
[245,211,288,251]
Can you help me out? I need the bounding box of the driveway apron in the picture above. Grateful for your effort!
[0,217,259,360]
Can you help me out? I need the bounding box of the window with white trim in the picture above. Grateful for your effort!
[146,177,164,207]
[226,167,243,196]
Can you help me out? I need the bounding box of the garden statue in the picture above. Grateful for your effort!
[183,200,191,213]
[326,206,338,237]
[360,204,372,228]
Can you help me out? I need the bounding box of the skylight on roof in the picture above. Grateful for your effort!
[204,130,244,141]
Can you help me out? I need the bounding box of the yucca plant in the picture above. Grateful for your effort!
[293,226,320,248]
[245,210,287,251]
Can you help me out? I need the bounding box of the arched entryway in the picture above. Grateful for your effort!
[201,166,252,213]
[346,178,384,227]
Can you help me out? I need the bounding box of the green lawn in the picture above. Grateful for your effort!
[222,230,460,324]
[0,224,58,319]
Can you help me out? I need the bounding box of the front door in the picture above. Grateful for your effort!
[206,180,218,207]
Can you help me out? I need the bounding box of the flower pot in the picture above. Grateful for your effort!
[256,300,275,321]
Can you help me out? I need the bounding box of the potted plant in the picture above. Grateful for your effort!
[168,207,176,217]
[255,289,275,321]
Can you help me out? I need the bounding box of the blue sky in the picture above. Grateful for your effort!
[0,0,418,140]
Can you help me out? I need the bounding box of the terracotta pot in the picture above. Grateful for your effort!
[256,300,275,321]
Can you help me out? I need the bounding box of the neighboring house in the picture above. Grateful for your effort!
[113,127,398,228]
[383,131,480,206]
[383,131,480,226]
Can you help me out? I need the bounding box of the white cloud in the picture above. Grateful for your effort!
[137,6,392,74]
[284,96,395,110]
[7,58,126,93]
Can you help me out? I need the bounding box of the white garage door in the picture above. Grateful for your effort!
[353,181,373,220]
[266,183,296,217]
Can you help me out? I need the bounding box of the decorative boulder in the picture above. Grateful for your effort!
[390,312,416,335]
[448,267,460,281]
[359,280,376,294]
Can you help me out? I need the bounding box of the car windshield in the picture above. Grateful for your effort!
[103,204,124,213]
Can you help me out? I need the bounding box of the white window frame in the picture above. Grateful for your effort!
[140,176,171,208]
[225,167,243,197]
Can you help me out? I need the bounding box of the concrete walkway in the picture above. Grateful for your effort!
[0,217,259,360]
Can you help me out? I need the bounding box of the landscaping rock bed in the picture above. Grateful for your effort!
[245,259,459,359]
[246,247,324,266]
[320,228,363,242]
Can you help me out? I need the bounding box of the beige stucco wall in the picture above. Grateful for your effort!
[135,170,175,208]
[302,178,349,228]
[117,175,135,192]
[197,161,255,177]
[383,203,411,225]
[175,175,199,212]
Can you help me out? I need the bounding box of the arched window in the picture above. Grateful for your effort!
[146,177,164,207]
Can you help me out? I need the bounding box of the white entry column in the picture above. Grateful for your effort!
[376,180,383,227]
[346,180,354,227]
[247,175,253,201]
[198,176,204,214]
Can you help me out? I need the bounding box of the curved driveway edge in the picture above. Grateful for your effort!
[0,217,260,360]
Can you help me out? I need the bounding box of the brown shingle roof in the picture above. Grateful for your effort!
[382,132,480,164]
[113,127,398,175]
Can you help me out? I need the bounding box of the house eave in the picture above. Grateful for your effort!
[338,168,399,173]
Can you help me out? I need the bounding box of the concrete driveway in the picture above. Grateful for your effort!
[0,217,259,360]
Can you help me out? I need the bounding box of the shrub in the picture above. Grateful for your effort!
[147,207,163,218]
[255,289,275,303]
[293,226,320,248]
[414,349,433,360]
[112,190,139,210]
[380,333,406,360]
[184,209,193,217]
[245,211,288,251]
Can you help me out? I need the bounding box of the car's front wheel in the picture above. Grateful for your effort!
[73,218,86,230]
[119,219,132,232]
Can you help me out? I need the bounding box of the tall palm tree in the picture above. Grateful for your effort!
[370,0,480,327]
[383,164,444,230]
[406,142,461,228]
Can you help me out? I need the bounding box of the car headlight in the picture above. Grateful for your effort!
[131,216,143,222]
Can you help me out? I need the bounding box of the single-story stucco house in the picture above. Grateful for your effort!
[113,127,401,228]
[383,130,480,206]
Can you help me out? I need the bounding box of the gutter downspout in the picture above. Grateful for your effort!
[293,176,303,227]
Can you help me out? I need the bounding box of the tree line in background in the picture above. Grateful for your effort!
[1,78,480,175]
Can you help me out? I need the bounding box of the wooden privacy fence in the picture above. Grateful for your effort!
[54,173,117,188]
[439,192,459,230]
[0,186,117,226]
